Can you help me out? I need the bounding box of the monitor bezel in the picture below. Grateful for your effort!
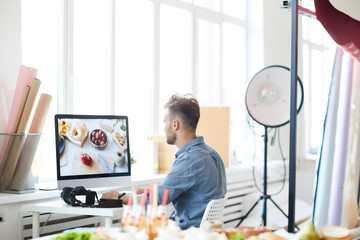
[54,114,131,190]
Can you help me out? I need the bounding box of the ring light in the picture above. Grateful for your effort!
[245,65,304,127]
[238,65,304,227]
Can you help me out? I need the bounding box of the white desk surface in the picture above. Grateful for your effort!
[21,199,123,217]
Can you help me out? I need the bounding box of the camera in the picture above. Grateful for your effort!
[61,186,98,207]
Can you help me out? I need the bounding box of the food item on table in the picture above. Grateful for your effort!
[52,230,101,240]
[262,231,288,240]
[224,226,269,239]
[68,121,88,147]
[90,129,108,149]
[80,153,93,166]
[300,223,320,240]
[202,220,224,232]
[320,225,352,240]
[237,226,269,238]
[228,233,245,240]
[58,120,71,136]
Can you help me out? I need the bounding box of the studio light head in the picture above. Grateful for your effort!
[245,65,304,128]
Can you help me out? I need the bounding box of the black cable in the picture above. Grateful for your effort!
[252,132,262,193]
[268,127,287,197]
[249,116,273,194]
[248,118,287,196]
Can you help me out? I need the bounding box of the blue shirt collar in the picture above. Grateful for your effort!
[175,136,204,158]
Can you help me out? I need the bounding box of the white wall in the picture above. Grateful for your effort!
[0,0,21,89]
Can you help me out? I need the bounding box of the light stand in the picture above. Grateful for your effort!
[237,65,304,227]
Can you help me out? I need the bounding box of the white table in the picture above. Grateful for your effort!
[21,199,123,238]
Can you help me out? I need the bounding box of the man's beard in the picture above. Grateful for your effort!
[166,132,176,145]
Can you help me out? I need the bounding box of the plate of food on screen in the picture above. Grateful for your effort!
[90,129,108,150]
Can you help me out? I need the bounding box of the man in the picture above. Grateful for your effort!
[102,93,227,229]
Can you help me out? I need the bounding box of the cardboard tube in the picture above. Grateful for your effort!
[10,94,52,191]
[0,86,30,179]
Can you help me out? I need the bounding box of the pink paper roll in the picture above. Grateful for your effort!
[0,65,37,166]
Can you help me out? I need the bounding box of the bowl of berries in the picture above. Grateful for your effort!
[90,129,108,149]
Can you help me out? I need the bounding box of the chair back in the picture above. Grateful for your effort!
[200,195,228,228]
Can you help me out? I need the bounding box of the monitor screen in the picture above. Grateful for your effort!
[55,114,131,190]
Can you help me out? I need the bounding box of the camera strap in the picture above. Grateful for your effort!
[95,198,123,208]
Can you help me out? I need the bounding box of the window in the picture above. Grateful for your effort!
[300,0,336,155]
[21,0,253,181]
[21,0,61,182]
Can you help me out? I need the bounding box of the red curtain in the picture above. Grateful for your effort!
[314,0,360,61]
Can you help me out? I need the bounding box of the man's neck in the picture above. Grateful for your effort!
[175,132,197,149]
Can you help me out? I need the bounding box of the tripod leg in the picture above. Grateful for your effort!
[268,198,300,230]
[236,197,262,227]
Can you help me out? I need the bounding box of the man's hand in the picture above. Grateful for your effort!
[101,190,130,204]
[101,190,119,199]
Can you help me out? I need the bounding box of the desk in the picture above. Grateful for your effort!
[21,199,123,238]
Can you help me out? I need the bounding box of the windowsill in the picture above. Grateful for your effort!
[305,152,318,161]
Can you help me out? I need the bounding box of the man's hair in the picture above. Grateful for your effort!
[164,93,200,130]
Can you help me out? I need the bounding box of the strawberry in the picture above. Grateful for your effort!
[80,153,92,165]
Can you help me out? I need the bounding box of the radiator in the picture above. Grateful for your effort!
[20,211,120,239]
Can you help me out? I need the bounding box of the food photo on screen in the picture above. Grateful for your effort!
[57,117,129,176]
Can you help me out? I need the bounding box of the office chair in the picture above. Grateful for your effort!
[200,195,228,228]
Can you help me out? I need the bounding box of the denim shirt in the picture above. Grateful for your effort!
[150,136,227,229]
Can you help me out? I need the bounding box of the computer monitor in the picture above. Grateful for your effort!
[55,114,131,190]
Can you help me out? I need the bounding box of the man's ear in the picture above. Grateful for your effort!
[172,119,180,131]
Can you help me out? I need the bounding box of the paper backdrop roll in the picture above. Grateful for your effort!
[341,59,360,228]
[351,61,360,199]
[313,48,343,231]
[328,54,354,225]
[10,94,52,191]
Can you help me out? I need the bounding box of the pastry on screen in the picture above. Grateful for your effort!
[67,121,88,147]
